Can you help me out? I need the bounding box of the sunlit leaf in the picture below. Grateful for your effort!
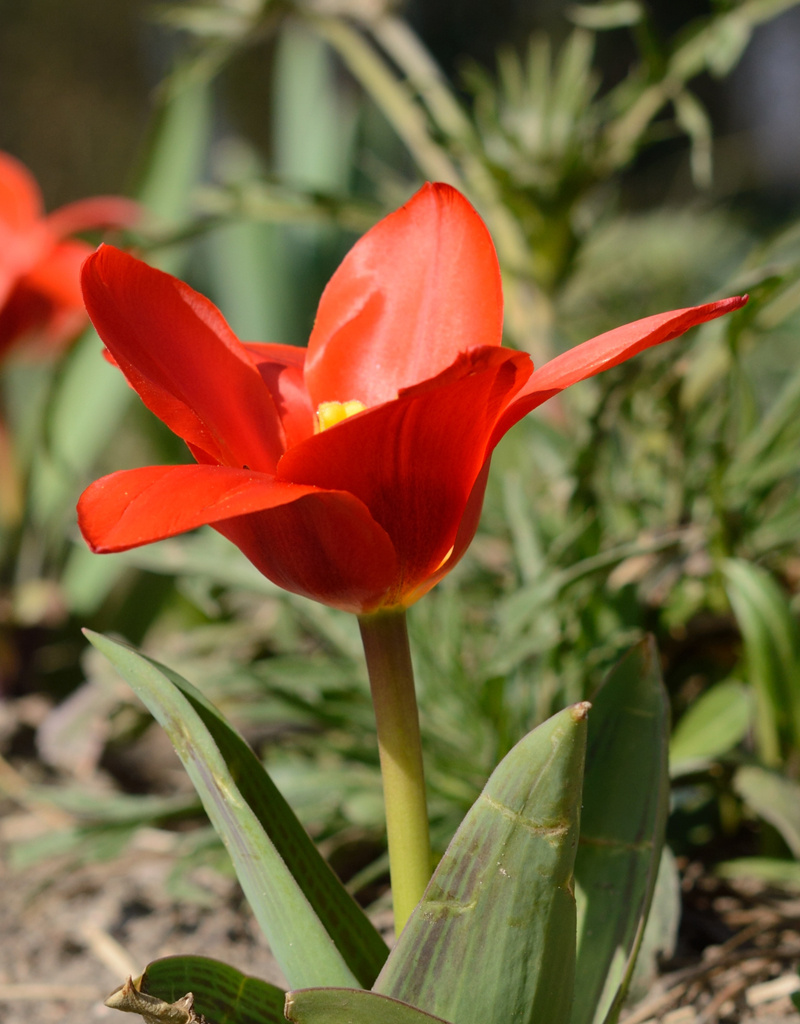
[85,630,387,989]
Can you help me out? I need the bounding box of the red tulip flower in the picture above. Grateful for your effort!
[0,151,139,359]
[78,183,746,615]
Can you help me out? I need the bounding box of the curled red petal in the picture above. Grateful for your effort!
[493,295,749,444]
[304,183,504,410]
[279,345,531,606]
[81,246,285,472]
[78,463,397,614]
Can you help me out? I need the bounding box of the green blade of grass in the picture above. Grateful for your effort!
[723,558,800,764]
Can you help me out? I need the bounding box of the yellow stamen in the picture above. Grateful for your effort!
[315,400,366,433]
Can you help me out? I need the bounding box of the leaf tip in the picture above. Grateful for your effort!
[104,976,135,1010]
[571,700,591,722]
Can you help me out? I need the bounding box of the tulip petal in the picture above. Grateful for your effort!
[243,342,315,449]
[402,458,493,606]
[82,246,285,472]
[216,492,398,614]
[0,153,47,309]
[45,196,141,239]
[492,295,749,444]
[304,183,504,410]
[0,151,42,233]
[279,346,531,606]
[78,463,398,614]
[0,240,90,354]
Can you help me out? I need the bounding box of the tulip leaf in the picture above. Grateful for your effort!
[669,678,752,776]
[570,636,670,1024]
[85,630,388,990]
[285,988,454,1024]
[373,703,588,1024]
[116,955,286,1024]
[733,765,800,858]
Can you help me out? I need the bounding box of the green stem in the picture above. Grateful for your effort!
[358,608,431,934]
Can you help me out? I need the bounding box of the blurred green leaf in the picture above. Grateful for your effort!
[723,559,800,765]
[673,91,712,189]
[136,955,285,1024]
[734,765,800,858]
[286,989,453,1024]
[85,630,387,989]
[8,822,137,870]
[568,2,644,30]
[38,330,131,520]
[29,787,196,824]
[374,704,588,1024]
[136,69,213,235]
[571,637,670,1024]
[716,857,800,889]
[669,680,753,776]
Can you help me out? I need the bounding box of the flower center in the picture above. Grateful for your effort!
[315,400,366,433]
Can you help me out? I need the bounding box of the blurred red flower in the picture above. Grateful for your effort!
[77,183,746,614]
[0,151,139,359]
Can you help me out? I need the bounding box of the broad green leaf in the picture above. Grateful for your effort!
[734,765,800,858]
[723,558,800,764]
[286,988,453,1024]
[133,955,285,1024]
[669,679,752,776]
[571,637,670,1024]
[86,630,387,989]
[374,703,588,1024]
